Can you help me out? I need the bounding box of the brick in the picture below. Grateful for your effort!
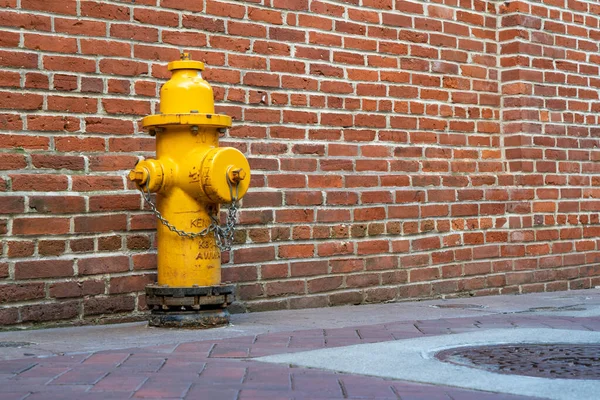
[126,234,151,250]
[308,276,343,293]
[279,244,314,259]
[265,280,305,296]
[102,99,151,115]
[0,154,26,171]
[81,1,129,19]
[0,283,45,303]
[54,17,106,37]
[21,301,79,323]
[31,154,85,170]
[49,280,105,299]
[21,0,76,14]
[134,8,178,27]
[74,214,128,234]
[109,274,155,294]
[84,295,136,316]
[44,55,96,73]
[0,262,8,279]
[38,240,66,256]
[110,24,159,42]
[270,27,306,42]
[13,217,70,235]
[291,261,328,277]
[11,174,68,191]
[28,115,80,132]
[24,34,77,53]
[78,256,130,276]
[15,259,73,280]
[329,290,363,306]
[89,194,141,212]
[29,196,85,214]
[234,247,275,264]
[0,91,43,110]
[7,240,34,257]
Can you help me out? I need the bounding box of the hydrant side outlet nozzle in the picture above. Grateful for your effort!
[127,53,251,313]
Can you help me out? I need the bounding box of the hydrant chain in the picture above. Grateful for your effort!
[138,176,240,252]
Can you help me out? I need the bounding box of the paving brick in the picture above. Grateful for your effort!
[340,376,397,398]
[209,344,250,358]
[90,374,147,392]
[133,378,192,399]
[291,371,344,398]
[185,387,239,400]
[199,365,247,384]
[0,360,37,375]
[119,355,166,373]
[83,353,131,366]
[50,367,110,385]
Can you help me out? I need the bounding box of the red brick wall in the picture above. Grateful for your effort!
[0,0,599,327]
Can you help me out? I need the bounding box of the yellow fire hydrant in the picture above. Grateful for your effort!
[128,53,250,328]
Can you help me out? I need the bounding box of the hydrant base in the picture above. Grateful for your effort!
[148,309,230,329]
[145,284,235,329]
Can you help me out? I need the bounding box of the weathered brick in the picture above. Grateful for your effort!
[0,283,45,303]
[78,256,130,276]
[83,295,136,316]
[49,280,105,299]
[15,260,74,280]
[13,217,70,235]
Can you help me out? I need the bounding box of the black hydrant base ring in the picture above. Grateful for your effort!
[148,309,230,329]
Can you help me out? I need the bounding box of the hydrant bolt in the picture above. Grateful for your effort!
[228,168,246,183]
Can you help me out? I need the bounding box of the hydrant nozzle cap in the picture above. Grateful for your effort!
[168,53,205,72]
[128,168,149,186]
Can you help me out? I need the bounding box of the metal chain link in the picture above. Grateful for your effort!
[139,175,240,252]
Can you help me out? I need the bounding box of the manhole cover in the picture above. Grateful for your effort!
[436,344,600,380]
[0,342,32,348]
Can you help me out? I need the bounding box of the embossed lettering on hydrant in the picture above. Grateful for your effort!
[196,239,220,260]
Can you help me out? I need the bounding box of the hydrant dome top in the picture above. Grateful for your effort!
[168,52,204,71]
[168,59,205,71]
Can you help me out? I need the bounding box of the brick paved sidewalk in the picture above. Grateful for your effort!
[3,311,594,400]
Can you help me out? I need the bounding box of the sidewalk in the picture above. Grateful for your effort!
[1,289,599,399]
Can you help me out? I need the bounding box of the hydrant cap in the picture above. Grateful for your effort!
[168,59,205,72]
[201,147,251,203]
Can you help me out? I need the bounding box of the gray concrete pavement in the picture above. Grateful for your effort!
[1,289,600,360]
[1,289,600,399]
[1,289,599,360]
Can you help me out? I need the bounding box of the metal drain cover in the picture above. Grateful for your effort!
[436,344,600,380]
[0,342,32,348]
